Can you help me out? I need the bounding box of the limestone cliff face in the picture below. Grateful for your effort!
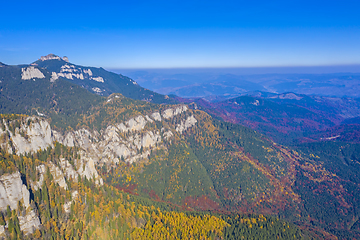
[0,117,53,155]
[0,172,41,235]
[53,104,197,165]
[0,172,29,211]
[21,66,45,80]
[1,104,196,169]
[0,104,197,236]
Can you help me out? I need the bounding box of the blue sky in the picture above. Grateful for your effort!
[1,0,360,69]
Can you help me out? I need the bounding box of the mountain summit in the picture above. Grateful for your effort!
[0,54,176,104]
[39,53,69,62]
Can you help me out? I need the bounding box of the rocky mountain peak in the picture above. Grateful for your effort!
[39,53,69,62]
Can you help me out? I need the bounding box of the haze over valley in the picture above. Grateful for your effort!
[116,67,360,100]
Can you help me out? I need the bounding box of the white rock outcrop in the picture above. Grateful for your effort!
[92,87,103,93]
[91,76,104,82]
[59,158,78,181]
[18,210,41,234]
[83,69,93,76]
[39,54,66,61]
[0,172,27,211]
[49,162,68,189]
[21,67,45,80]
[0,225,4,236]
[7,118,53,154]
[162,108,174,119]
[251,100,260,106]
[176,115,197,133]
[125,116,147,132]
[151,112,162,121]
[162,105,187,119]
[50,72,58,82]
[133,131,161,150]
[54,64,101,82]
[0,172,41,235]
[57,64,84,80]
[53,105,194,165]
[76,153,103,185]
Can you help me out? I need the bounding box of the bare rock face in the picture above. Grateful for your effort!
[21,67,45,80]
[176,115,198,133]
[50,72,59,82]
[18,210,41,235]
[57,64,85,80]
[91,76,104,82]
[76,153,103,185]
[54,64,107,82]
[162,108,174,119]
[0,172,27,211]
[162,105,188,119]
[39,54,69,62]
[0,172,41,235]
[62,56,69,62]
[0,225,4,237]
[133,131,161,150]
[59,158,78,181]
[125,116,147,132]
[3,117,54,155]
[49,162,68,189]
[151,112,162,121]
[40,54,61,61]
[163,130,174,140]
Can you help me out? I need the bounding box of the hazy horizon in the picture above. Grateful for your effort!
[111,64,360,76]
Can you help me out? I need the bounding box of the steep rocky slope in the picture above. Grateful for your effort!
[0,172,40,236]
[33,54,176,103]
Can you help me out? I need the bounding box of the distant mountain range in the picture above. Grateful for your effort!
[117,69,360,100]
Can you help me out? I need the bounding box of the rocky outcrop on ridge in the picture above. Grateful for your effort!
[21,66,45,80]
[0,172,40,235]
[39,54,68,62]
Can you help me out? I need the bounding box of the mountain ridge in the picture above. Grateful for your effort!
[29,54,176,104]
